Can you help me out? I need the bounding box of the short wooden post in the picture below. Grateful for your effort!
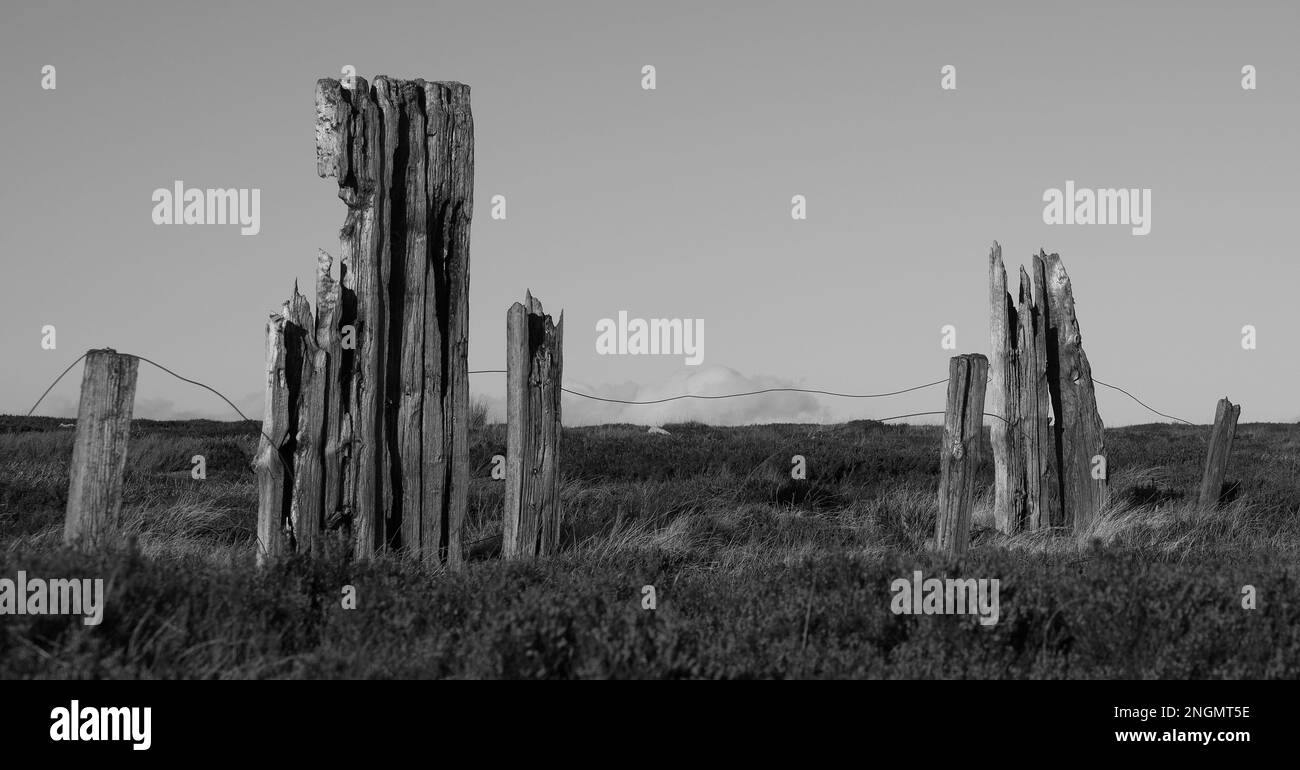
[503,292,563,559]
[1198,397,1240,508]
[64,349,139,546]
[936,354,988,557]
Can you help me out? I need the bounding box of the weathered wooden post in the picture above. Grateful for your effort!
[935,353,988,557]
[261,75,474,568]
[1017,263,1059,529]
[64,349,139,546]
[255,273,341,564]
[255,314,291,563]
[1038,251,1107,530]
[986,247,1102,533]
[989,243,1025,533]
[1198,397,1241,509]
[503,292,564,559]
[285,286,326,557]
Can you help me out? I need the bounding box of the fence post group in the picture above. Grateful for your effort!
[44,80,1248,565]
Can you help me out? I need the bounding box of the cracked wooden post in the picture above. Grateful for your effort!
[1198,397,1241,509]
[989,243,1026,533]
[286,286,326,557]
[503,292,564,559]
[255,312,291,564]
[936,353,988,557]
[64,349,138,547]
[987,246,1099,532]
[1038,251,1107,531]
[316,76,474,567]
[1018,263,1060,529]
[315,251,345,549]
[255,290,325,563]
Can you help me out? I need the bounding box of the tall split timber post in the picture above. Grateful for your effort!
[503,292,564,559]
[988,245,1106,534]
[256,77,474,567]
[988,244,1024,533]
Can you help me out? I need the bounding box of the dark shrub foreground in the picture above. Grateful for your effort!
[1,544,1294,679]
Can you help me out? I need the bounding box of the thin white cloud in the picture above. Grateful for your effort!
[556,365,830,426]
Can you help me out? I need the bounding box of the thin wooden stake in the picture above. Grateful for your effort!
[64,349,138,547]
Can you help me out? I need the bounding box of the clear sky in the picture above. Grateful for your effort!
[2,0,1297,426]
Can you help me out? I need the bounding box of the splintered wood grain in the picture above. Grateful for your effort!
[432,81,474,568]
[1017,265,1060,529]
[1039,251,1107,531]
[316,76,474,566]
[420,83,450,562]
[392,80,427,555]
[329,75,385,558]
[316,250,344,536]
[989,243,1026,533]
[255,318,290,564]
[287,288,324,556]
[935,353,988,557]
[1198,397,1241,508]
[504,293,563,559]
[65,349,138,547]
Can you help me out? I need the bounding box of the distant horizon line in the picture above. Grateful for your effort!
[5,413,1291,429]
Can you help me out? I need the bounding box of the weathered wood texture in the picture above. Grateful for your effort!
[315,250,345,539]
[257,76,474,567]
[1038,251,1107,530]
[1017,264,1060,528]
[988,243,1026,533]
[287,287,325,557]
[64,349,138,546]
[935,354,988,557]
[503,292,564,559]
[988,248,1100,532]
[1198,397,1241,508]
[255,313,291,563]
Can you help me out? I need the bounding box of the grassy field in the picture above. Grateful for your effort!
[2,414,1299,678]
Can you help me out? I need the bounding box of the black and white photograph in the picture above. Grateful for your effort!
[0,0,1293,756]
